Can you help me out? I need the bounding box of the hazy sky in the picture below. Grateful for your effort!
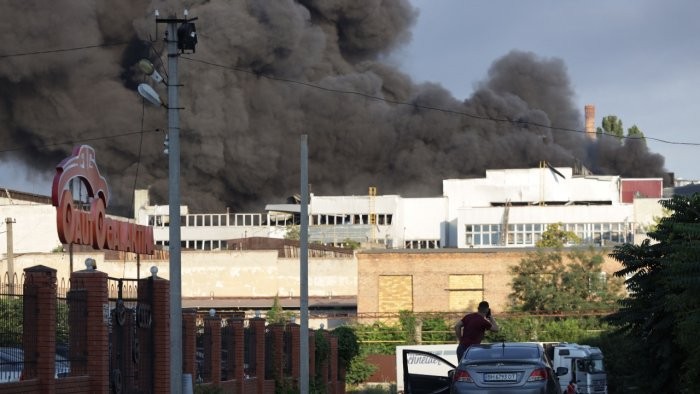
[397,0,700,180]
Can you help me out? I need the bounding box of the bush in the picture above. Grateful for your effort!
[345,355,378,385]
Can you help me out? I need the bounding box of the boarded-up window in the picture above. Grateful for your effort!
[378,275,413,312]
[448,275,483,312]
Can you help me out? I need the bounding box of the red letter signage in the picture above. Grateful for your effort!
[51,145,154,255]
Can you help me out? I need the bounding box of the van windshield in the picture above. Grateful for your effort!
[576,358,605,374]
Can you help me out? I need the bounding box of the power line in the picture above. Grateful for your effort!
[0,41,130,59]
[180,56,700,147]
[0,129,162,155]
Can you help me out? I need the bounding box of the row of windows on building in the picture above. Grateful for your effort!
[465,222,633,247]
[156,239,230,250]
[148,213,394,227]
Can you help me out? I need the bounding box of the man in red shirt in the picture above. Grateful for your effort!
[454,301,500,361]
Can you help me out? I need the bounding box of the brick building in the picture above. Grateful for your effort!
[356,248,622,320]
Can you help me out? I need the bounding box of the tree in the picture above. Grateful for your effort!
[266,294,292,324]
[510,224,622,313]
[284,225,300,240]
[536,223,580,248]
[625,124,646,146]
[596,115,624,139]
[607,194,700,392]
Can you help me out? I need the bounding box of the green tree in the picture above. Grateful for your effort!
[625,124,646,146]
[510,224,622,313]
[596,115,624,139]
[608,194,700,392]
[333,325,360,370]
[536,223,580,248]
[266,294,292,324]
[284,225,300,240]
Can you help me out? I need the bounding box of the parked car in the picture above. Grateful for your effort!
[402,342,563,394]
[0,347,70,383]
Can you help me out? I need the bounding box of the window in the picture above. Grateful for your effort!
[448,275,484,312]
[378,276,413,312]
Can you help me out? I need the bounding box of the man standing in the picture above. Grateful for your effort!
[454,301,499,361]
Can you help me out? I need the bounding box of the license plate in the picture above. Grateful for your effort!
[484,373,517,382]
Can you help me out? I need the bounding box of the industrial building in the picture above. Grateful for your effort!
[132,164,664,252]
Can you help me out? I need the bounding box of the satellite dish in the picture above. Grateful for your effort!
[137,83,163,107]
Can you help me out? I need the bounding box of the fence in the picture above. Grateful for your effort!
[0,266,345,393]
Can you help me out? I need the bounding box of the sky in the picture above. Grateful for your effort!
[1,0,699,199]
[396,0,700,181]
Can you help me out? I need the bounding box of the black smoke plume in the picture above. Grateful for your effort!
[0,0,667,215]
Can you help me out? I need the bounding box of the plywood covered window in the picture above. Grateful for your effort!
[448,274,483,312]
[378,275,413,312]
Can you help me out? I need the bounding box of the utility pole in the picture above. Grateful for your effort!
[154,10,197,394]
[5,217,15,295]
[300,135,310,393]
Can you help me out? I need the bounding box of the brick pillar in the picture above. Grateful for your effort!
[268,324,285,381]
[229,318,245,393]
[329,335,338,394]
[71,267,109,394]
[182,310,197,379]
[24,265,57,393]
[250,317,266,394]
[150,275,170,393]
[288,323,300,388]
[204,313,222,385]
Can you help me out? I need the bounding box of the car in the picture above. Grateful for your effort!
[0,347,71,383]
[402,342,563,394]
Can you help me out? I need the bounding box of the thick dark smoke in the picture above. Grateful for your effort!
[0,0,667,215]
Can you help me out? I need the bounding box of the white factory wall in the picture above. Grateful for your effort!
[400,197,447,241]
[9,250,357,299]
[1,204,61,255]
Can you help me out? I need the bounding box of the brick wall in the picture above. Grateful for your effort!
[357,249,623,317]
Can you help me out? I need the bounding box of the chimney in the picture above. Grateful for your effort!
[585,104,596,140]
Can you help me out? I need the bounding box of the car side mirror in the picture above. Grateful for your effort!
[556,367,569,376]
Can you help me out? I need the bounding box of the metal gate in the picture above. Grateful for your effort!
[108,277,153,394]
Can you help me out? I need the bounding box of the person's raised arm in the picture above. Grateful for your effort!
[488,314,499,332]
[454,320,463,340]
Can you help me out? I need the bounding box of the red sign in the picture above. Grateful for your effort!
[51,145,154,255]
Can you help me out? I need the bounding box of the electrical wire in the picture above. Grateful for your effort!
[0,129,162,155]
[0,42,130,59]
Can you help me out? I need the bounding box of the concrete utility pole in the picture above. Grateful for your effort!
[166,20,183,394]
[5,217,15,295]
[300,135,310,393]
[153,11,196,393]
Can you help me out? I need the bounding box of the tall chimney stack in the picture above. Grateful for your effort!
[585,104,596,140]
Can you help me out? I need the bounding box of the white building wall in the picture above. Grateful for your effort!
[456,205,635,248]
[400,197,447,246]
[9,250,357,299]
[1,204,61,255]
[633,198,667,244]
[443,168,624,247]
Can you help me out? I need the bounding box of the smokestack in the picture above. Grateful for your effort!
[585,104,596,140]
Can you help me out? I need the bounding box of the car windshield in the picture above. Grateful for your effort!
[465,345,539,361]
[577,358,605,374]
